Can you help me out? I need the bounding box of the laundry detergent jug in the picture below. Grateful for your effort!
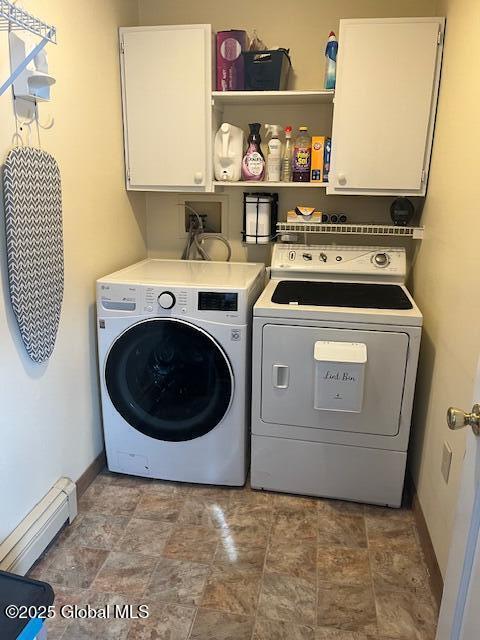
[214,123,244,182]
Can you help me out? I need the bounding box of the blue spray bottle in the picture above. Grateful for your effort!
[324,31,338,90]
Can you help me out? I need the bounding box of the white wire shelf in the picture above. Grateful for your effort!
[0,0,56,43]
[276,222,424,240]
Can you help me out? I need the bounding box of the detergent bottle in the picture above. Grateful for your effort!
[324,31,338,90]
[242,123,265,181]
[292,126,311,182]
[264,124,282,182]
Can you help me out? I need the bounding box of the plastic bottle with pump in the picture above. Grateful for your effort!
[324,31,338,90]
[281,125,293,182]
[242,123,265,181]
[292,126,312,182]
[264,124,282,182]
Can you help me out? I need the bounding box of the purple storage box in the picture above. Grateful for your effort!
[216,30,246,91]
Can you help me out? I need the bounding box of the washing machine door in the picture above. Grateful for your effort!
[105,318,234,442]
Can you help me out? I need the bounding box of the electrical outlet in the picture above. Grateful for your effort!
[441,441,453,483]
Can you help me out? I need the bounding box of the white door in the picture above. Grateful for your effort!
[328,17,444,197]
[120,25,212,191]
[436,358,480,639]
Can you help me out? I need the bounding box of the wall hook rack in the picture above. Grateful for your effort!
[0,0,57,96]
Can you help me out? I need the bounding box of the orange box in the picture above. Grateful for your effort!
[310,136,327,182]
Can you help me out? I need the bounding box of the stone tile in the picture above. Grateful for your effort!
[42,546,109,589]
[317,583,377,634]
[214,542,266,572]
[115,517,173,556]
[163,524,219,562]
[201,565,262,616]
[148,557,209,606]
[265,541,316,583]
[62,592,131,640]
[43,584,88,639]
[134,493,182,522]
[318,499,365,517]
[185,485,234,501]
[190,609,254,640]
[220,521,270,547]
[317,547,371,586]
[178,497,230,528]
[257,572,316,625]
[315,629,376,639]
[375,588,437,640]
[127,601,195,640]
[370,548,430,592]
[273,494,319,513]
[271,509,317,542]
[364,505,413,521]
[365,516,419,554]
[97,470,155,490]
[253,617,315,639]
[59,513,129,550]
[223,502,274,529]
[318,513,367,549]
[229,487,273,506]
[79,484,141,517]
[92,551,157,596]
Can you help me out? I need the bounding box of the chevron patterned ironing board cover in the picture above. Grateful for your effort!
[3,147,64,363]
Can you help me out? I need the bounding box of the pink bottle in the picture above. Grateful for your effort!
[241,123,265,181]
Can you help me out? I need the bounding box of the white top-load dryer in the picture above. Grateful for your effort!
[97,259,265,486]
[251,244,422,507]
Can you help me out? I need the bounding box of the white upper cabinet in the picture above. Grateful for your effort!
[120,25,212,192]
[328,18,444,196]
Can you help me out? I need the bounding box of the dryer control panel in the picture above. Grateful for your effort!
[271,244,407,282]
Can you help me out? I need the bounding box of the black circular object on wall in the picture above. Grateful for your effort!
[390,198,415,226]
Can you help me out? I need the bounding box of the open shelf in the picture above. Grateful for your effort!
[212,90,334,106]
[277,222,424,240]
[214,181,328,189]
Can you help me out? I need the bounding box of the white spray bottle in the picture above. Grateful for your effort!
[264,124,283,182]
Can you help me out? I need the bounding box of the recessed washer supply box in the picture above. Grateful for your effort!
[314,341,367,413]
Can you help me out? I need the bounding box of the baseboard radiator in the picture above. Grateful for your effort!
[0,478,77,575]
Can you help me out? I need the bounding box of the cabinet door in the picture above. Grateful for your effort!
[120,25,212,191]
[328,18,444,196]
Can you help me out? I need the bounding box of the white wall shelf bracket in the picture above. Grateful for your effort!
[0,0,56,96]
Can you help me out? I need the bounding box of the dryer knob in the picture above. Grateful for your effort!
[374,252,390,267]
[158,291,176,309]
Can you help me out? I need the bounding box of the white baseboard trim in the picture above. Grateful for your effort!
[0,477,77,575]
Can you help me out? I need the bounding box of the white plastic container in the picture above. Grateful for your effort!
[213,123,244,181]
[313,341,367,412]
[265,124,282,182]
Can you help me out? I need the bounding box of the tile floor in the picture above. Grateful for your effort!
[28,472,438,640]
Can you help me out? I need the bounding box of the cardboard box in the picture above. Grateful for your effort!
[216,30,246,91]
[287,209,323,223]
[310,136,326,182]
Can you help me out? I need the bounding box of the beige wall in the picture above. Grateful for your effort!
[410,0,480,575]
[139,0,436,261]
[0,1,146,541]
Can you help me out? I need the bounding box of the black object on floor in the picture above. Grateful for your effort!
[0,570,54,639]
[271,280,414,310]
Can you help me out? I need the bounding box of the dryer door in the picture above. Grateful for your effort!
[105,318,234,442]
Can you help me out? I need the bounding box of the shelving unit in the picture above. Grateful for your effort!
[277,222,425,240]
[0,0,57,96]
[213,181,328,189]
[212,90,334,107]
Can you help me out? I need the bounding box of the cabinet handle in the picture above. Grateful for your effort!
[337,173,347,186]
[272,364,289,389]
[194,172,204,184]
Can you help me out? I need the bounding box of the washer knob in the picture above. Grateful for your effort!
[374,252,390,267]
[158,291,176,309]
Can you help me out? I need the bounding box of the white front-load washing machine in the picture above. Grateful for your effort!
[97,259,265,485]
[251,244,423,507]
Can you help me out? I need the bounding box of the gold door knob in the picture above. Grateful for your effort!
[447,404,480,435]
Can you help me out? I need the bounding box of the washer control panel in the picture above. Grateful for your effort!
[271,244,407,280]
